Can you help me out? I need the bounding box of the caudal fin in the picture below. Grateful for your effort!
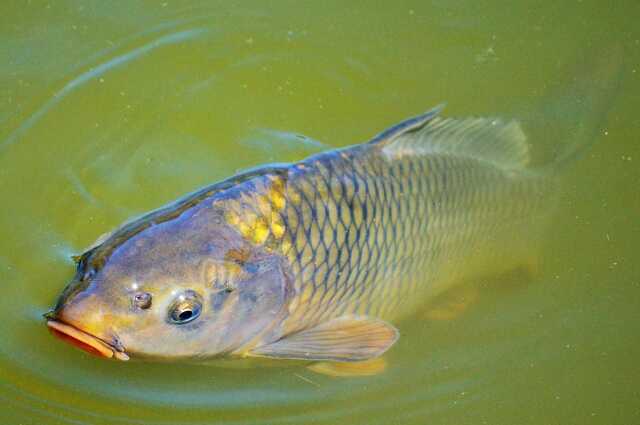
[524,45,625,173]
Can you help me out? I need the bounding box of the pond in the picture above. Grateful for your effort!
[1,1,638,424]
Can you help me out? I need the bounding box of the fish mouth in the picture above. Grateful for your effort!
[46,320,129,361]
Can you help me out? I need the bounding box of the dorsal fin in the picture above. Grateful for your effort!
[367,105,444,145]
[372,106,531,170]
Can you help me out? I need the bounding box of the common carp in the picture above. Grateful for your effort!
[46,52,620,371]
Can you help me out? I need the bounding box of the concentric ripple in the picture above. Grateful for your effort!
[1,2,635,425]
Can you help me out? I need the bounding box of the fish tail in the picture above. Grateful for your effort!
[525,44,626,174]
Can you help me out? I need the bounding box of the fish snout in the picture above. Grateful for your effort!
[53,289,101,329]
[47,291,129,360]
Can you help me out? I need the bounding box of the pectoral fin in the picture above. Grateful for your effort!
[249,316,399,361]
[425,284,479,321]
[308,357,388,377]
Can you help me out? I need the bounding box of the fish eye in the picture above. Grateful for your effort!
[132,292,152,310]
[168,291,202,324]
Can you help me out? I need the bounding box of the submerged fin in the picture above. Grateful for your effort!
[376,111,530,171]
[425,284,479,321]
[249,316,399,361]
[308,357,387,377]
[521,45,624,173]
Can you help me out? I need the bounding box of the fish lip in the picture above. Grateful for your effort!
[46,320,130,361]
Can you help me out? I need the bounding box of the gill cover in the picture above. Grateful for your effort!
[207,253,295,355]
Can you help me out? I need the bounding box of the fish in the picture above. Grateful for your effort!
[46,51,621,370]
[44,105,554,363]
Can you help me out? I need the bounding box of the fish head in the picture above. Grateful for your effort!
[47,204,293,361]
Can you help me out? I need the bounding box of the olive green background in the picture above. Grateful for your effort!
[1,1,638,424]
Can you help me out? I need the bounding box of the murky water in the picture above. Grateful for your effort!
[1,1,639,424]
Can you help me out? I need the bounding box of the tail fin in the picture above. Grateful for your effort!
[522,45,625,173]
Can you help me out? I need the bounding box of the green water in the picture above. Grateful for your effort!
[1,1,639,424]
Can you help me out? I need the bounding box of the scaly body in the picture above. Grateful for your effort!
[221,129,549,338]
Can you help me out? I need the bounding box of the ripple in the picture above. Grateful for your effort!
[1,27,208,151]
[240,128,328,161]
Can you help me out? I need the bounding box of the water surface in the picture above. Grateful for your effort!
[1,1,639,424]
